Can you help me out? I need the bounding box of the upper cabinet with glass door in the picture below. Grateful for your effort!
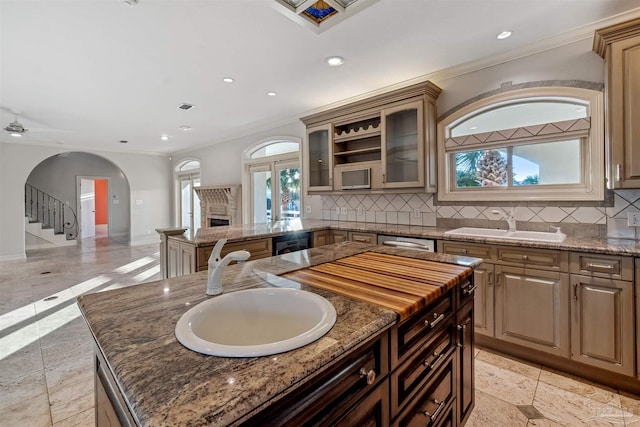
[301,82,441,194]
[594,18,640,189]
[305,124,333,191]
[381,100,424,188]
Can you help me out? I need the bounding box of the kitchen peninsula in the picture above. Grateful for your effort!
[78,242,479,426]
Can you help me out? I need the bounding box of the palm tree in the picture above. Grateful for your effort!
[476,150,507,186]
[266,168,301,217]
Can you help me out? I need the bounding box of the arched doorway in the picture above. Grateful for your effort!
[25,152,131,247]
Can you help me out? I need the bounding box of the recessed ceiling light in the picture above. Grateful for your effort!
[179,125,192,131]
[223,77,234,83]
[161,135,169,141]
[10,133,22,137]
[119,140,128,144]
[326,56,345,66]
[267,92,277,97]
[497,31,512,40]
[122,0,138,6]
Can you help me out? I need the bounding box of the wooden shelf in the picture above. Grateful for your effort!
[334,126,381,142]
[334,147,381,157]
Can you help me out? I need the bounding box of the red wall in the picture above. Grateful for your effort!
[95,179,108,225]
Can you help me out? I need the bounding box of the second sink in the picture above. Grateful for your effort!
[444,227,566,242]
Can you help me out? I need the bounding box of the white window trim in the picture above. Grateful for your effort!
[174,158,201,229]
[437,86,605,202]
[241,137,302,224]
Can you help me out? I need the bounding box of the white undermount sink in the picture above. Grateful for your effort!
[175,288,336,357]
[444,227,566,243]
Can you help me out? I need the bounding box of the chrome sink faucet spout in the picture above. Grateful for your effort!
[207,238,251,296]
[505,207,516,232]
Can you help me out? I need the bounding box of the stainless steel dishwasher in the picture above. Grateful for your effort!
[377,235,435,252]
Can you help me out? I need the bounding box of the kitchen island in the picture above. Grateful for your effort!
[78,242,480,426]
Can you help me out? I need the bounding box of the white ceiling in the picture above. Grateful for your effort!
[1,0,640,155]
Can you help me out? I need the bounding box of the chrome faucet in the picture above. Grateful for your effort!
[206,238,250,296]
[504,207,516,232]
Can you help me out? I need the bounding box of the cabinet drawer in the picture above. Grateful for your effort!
[392,292,453,365]
[497,246,567,270]
[197,238,272,270]
[391,323,455,416]
[570,252,633,280]
[392,356,455,427]
[349,231,377,244]
[438,241,493,260]
[244,333,389,426]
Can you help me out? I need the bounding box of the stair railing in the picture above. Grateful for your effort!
[24,184,79,240]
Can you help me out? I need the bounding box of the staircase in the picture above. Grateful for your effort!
[25,184,78,249]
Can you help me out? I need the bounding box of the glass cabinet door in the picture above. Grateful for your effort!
[381,100,424,188]
[306,124,333,191]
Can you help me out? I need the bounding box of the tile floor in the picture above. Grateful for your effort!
[1,238,640,426]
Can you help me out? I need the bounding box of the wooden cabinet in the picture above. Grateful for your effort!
[312,230,332,247]
[495,265,570,358]
[636,258,640,379]
[570,274,634,376]
[95,346,134,427]
[301,82,441,194]
[348,231,377,244]
[167,239,196,278]
[456,299,474,426]
[594,18,640,188]
[196,238,272,271]
[305,124,333,191]
[332,230,349,243]
[381,100,425,189]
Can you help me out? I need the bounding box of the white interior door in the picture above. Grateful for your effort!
[80,178,96,239]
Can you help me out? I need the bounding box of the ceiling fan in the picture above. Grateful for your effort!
[4,115,28,137]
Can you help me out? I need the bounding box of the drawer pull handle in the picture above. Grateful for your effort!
[358,368,376,385]
[586,263,615,270]
[522,255,528,261]
[423,352,444,369]
[425,313,445,329]
[616,163,622,182]
[463,285,477,295]
[421,398,446,421]
[462,249,468,254]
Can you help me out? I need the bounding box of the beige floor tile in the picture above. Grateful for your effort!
[0,369,48,410]
[465,389,528,427]
[475,358,538,406]
[526,419,565,426]
[1,392,52,427]
[52,407,95,427]
[618,391,640,425]
[476,349,541,381]
[538,368,618,404]
[534,380,624,426]
[44,350,93,392]
[48,376,94,424]
[0,341,44,381]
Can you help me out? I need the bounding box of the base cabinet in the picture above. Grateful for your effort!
[495,265,570,358]
[456,300,474,425]
[570,275,634,376]
[167,239,195,278]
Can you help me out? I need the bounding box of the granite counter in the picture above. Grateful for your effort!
[78,242,480,426]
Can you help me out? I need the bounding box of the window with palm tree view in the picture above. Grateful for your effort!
[437,85,604,201]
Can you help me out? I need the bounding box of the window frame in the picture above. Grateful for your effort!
[437,86,604,202]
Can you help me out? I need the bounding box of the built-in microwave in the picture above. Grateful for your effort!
[341,168,371,190]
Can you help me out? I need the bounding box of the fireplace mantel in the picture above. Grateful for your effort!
[194,184,242,227]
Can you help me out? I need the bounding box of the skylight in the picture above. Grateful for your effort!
[274,0,375,32]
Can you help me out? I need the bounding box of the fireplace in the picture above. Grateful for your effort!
[194,185,242,228]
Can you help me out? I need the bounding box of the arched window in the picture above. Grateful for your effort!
[175,159,201,231]
[242,139,301,224]
[437,85,604,201]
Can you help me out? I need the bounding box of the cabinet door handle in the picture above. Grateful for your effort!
[522,255,528,261]
[586,262,615,270]
[488,271,493,286]
[457,324,467,348]
[573,283,578,302]
[420,398,446,421]
[425,313,445,329]
[358,368,376,385]
[463,285,477,295]
[422,352,444,369]
[616,163,622,182]
[496,272,502,287]
[382,173,386,183]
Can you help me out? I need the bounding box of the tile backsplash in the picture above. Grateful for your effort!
[320,189,640,239]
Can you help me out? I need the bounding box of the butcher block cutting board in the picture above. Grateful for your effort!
[281,252,473,321]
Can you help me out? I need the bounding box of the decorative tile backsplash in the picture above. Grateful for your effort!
[320,189,640,239]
